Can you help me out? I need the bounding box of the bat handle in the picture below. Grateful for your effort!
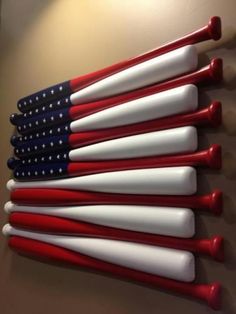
[7,157,21,170]
[8,236,221,310]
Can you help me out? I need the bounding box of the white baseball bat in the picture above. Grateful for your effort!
[70,45,197,104]
[7,166,197,195]
[3,224,195,282]
[70,84,198,132]
[69,126,198,161]
[4,202,195,238]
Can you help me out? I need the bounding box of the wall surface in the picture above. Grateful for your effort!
[0,1,236,313]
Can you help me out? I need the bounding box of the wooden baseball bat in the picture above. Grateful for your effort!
[17,17,221,112]
[3,224,195,282]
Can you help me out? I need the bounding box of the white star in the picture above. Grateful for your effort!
[49,104,53,108]
[16,149,19,153]
[65,126,68,131]
[51,116,54,121]
[22,160,25,164]
[57,128,61,132]
[35,121,39,125]
[34,146,37,150]
[42,170,45,175]
[49,130,53,134]
[27,148,30,152]
[41,157,45,161]
[36,96,39,101]
[18,126,21,130]
[35,158,38,162]
[24,113,26,117]
[35,109,39,113]
[29,111,33,116]
[43,118,46,123]
[57,155,60,159]
[63,154,67,158]
[57,101,61,105]
[50,169,54,174]
[24,101,27,105]
[59,168,62,173]
[51,90,54,95]
[20,138,23,142]
[28,159,31,163]
[59,86,63,91]
[43,93,46,98]
[42,144,45,148]
[49,156,52,160]
[22,172,25,176]
[21,148,24,152]
[35,171,38,175]
[59,140,63,145]
[28,171,31,175]
[23,125,26,129]
[65,98,68,103]
[36,133,39,137]
[19,103,22,108]
[16,172,19,176]
[29,99,32,104]
[59,113,63,118]
[42,107,45,111]
[43,132,46,136]
[50,142,54,147]
[30,135,33,139]
[29,123,32,127]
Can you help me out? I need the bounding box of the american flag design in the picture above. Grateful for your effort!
[4,16,225,309]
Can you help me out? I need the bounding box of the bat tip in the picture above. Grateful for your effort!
[2,224,11,237]
[210,58,223,83]
[207,282,221,310]
[10,135,18,146]
[210,236,224,262]
[207,144,222,169]
[210,190,223,215]
[9,113,19,126]
[208,101,222,127]
[208,17,222,41]
[4,201,13,214]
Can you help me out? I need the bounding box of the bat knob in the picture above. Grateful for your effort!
[210,58,223,83]
[210,190,223,216]
[7,157,21,170]
[10,135,18,146]
[10,113,20,125]
[208,101,222,127]
[207,282,221,310]
[207,144,222,169]
[208,16,221,41]
[210,236,224,262]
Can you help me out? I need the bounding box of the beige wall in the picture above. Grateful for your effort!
[0,1,236,313]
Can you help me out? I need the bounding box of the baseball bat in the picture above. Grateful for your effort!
[13,102,221,159]
[11,145,221,181]
[12,58,222,130]
[13,126,198,162]
[7,167,197,195]
[3,224,195,282]
[5,202,195,238]
[8,236,221,310]
[12,84,198,130]
[10,188,222,215]
[7,212,224,262]
[17,17,221,112]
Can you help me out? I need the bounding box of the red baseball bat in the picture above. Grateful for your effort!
[12,144,221,181]
[10,189,223,215]
[9,212,224,262]
[8,236,221,310]
[17,17,221,113]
